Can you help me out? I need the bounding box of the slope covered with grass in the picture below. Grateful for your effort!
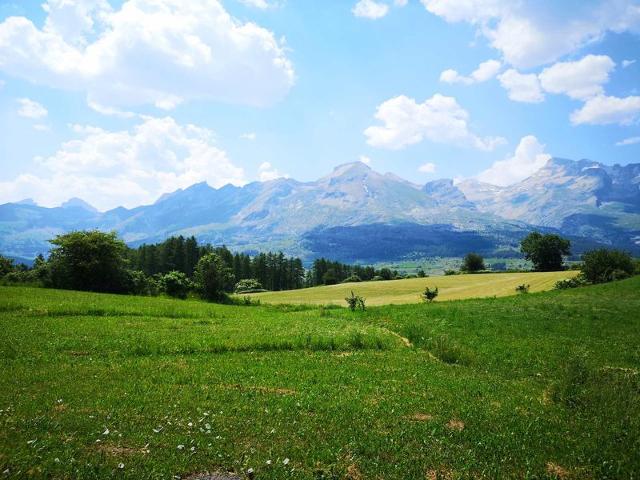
[247,271,578,305]
[1,278,638,479]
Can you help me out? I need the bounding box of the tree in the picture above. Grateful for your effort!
[422,286,438,303]
[48,230,130,293]
[234,278,264,293]
[160,271,190,299]
[322,269,338,285]
[581,249,635,284]
[520,232,571,271]
[461,253,485,272]
[194,253,235,301]
[0,254,15,278]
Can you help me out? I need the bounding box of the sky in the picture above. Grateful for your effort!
[0,0,639,211]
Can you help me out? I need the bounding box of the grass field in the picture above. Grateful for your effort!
[1,278,639,479]
[246,271,578,306]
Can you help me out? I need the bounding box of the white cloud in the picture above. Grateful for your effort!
[421,0,640,69]
[364,94,506,151]
[238,0,274,9]
[359,155,372,165]
[622,59,636,68]
[539,55,615,100]
[17,98,48,119]
[0,116,245,210]
[394,0,408,6]
[258,161,287,181]
[497,69,544,103]
[33,124,51,132]
[0,0,294,111]
[477,135,551,186]
[570,95,640,125]
[240,132,257,141]
[440,59,502,85]
[616,136,640,146]
[418,162,436,174]
[352,0,389,19]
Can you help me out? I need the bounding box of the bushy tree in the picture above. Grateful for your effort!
[379,268,393,281]
[422,286,439,303]
[461,252,485,272]
[322,269,338,285]
[160,271,191,299]
[581,249,635,284]
[342,275,362,283]
[234,278,264,293]
[520,232,571,271]
[345,291,366,311]
[48,230,130,293]
[416,268,426,278]
[0,255,15,278]
[194,253,235,301]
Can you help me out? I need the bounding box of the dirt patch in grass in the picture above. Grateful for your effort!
[425,466,453,479]
[221,383,297,395]
[406,413,433,422]
[546,462,570,479]
[445,419,465,431]
[96,443,150,456]
[183,472,241,480]
[346,463,363,480]
[66,350,90,356]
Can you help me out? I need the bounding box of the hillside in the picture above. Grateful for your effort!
[247,271,577,306]
[1,278,639,478]
[1,158,639,261]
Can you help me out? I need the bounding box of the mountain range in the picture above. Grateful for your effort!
[1,158,639,263]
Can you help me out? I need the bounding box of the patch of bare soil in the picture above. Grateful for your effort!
[546,462,570,479]
[445,419,465,431]
[406,413,434,422]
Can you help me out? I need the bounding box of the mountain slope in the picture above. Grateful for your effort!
[1,158,638,261]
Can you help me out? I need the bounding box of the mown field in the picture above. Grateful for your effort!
[1,279,639,479]
[247,271,578,306]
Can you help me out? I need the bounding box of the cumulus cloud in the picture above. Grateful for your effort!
[440,59,502,85]
[418,162,436,174]
[0,116,245,210]
[497,69,544,103]
[616,136,640,146]
[0,0,295,111]
[258,161,287,181]
[570,95,640,125]
[352,0,389,19]
[477,135,551,186]
[17,98,48,119]
[539,55,615,100]
[421,0,640,69]
[359,155,372,165]
[364,94,506,151]
[622,59,636,68]
[238,0,276,9]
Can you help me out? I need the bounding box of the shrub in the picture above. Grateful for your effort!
[444,269,457,276]
[342,275,362,283]
[372,275,384,281]
[160,271,191,299]
[515,284,530,294]
[322,269,338,285]
[581,249,635,284]
[0,254,15,278]
[416,268,426,278]
[422,286,439,303]
[554,275,587,290]
[461,252,485,272]
[234,278,264,293]
[345,291,366,311]
[127,270,158,296]
[194,253,235,302]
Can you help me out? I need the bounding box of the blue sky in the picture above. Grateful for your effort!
[0,0,639,210]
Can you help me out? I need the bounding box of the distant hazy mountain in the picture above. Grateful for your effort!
[1,158,638,262]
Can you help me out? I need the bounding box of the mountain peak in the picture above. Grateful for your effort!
[329,161,372,177]
[16,198,37,206]
[60,197,98,212]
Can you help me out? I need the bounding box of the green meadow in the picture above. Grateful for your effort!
[246,271,577,306]
[1,277,639,479]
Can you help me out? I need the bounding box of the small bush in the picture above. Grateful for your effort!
[515,283,530,294]
[372,275,384,281]
[444,269,457,276]
[421,286,439,303]
[345,291,366,311]
[554,275,587,290]
[160,271,191,299]
[234,278,264,294]
[342,274,362,283]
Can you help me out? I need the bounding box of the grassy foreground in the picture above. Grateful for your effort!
[1,279,639,479]
[246,271,578,306]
